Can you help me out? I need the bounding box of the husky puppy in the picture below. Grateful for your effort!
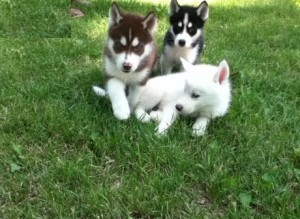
[131,58,231,136]
[103,2,158,120]
[161,0,209,74]
[95,59,231,136]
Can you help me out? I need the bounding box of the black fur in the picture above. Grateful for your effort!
[161,1,209,73]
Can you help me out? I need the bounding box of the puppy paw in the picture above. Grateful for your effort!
[155,124,169,136]
[192,124,207,136]
[114,107,130,120]
[92,86,106,97]
[192,118,209,136]
[149,111,162,122]
[155,129,167,137]
[192,128,206,136]
[138,113,151,123]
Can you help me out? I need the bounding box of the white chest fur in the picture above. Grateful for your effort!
[164,44,199,63]
[104,57,149,85]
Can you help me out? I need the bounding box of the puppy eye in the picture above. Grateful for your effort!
[191,93,200,99]
[173,24,181,33]
[135,43,144,49]
[133,43,144,53]
[189,27,196,35]
[114,41,123,50]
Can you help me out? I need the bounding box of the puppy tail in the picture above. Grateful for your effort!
[92,86,107,97]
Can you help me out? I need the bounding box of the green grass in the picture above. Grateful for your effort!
[1,0,300,218]
[0,0,70,37]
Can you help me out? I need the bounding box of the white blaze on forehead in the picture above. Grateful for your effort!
[132,37,139,47]
[129,28,132,41]
[178,21,182,27]
[174,13,193,47]
[188,22,193,28]
[120,36,126,46]
[183,13,189,26]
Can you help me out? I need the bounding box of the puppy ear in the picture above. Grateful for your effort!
[170,0,180,16]
[196,1,209,21]
[109,2,123,27]
[142,12,157,35]
[214,60,230,85]
[180,57,194,71]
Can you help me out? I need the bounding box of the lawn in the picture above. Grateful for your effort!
[1,0,300,218]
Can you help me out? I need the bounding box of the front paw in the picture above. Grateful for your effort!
[149,111,162,122]
[155,124,169,136]
[192,124,207,136]
[192,118,209,136]
[155,129,167,137]
[192,128,206,136]
[114,107,130,120]
[138,113,151,123]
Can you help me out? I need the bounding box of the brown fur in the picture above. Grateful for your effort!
[109,14,153,54]
[104,3,158,76]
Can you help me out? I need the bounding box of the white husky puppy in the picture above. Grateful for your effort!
[93,58,231,136]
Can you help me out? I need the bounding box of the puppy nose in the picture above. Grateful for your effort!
[178,40,186,47]
[122,63,132,72]
[175,104,183,112]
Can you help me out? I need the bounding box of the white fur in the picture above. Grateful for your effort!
[129,28,132,41]
[106,78,130,120]
[93,86,106,96]
[93,59,231,135]
[161,41,200,74]
[105,56,150,85]
[132,37,139,47]
[130,59,231,135]
[120,36,127,46]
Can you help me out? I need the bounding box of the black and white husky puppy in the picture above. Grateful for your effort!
[161,0,209,73]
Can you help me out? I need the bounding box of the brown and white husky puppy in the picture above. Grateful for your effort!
[103,2,158,120]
